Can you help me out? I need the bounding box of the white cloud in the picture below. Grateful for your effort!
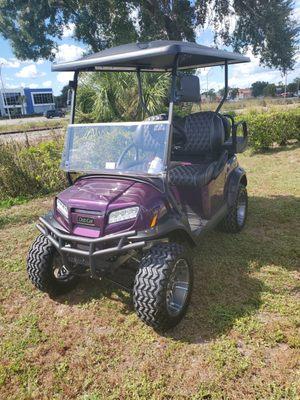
[57,71,74,85]
[62,23,76,38]
[294,3,300,20]
[129,6,140,33]
[201,79,223,92]
[0,57,21,68]
[27,83,39,89]
[230,50,300,88]
[16,64,46,79]
[42,80,52,88]
[0,58,45,69]
[54,44,84,63]
[197,67,212,77]
[3,83,21,89]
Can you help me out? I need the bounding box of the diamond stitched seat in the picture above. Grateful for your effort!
[169,111,226,187]
[169,162,217,187]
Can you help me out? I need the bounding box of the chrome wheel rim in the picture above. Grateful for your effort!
[166,259,190,317]
[237,191,247,227]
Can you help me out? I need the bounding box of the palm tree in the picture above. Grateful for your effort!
[76,72,170,123]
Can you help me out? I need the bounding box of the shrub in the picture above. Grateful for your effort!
[0,109,299,201]
[238,108,300,151]
[0,139,66,200]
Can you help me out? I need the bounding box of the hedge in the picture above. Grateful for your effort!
[0,140,65,200]
[238,108,300,151]
[0,109,299,200]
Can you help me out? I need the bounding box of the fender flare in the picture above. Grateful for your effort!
[225,167,247,207]
[131,215,197,247]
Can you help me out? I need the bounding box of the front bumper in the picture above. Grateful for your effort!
[37,212,146,277]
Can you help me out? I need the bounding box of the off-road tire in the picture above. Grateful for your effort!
[219,183,248,233]
[27,234,79,296]
[133,243,193,331]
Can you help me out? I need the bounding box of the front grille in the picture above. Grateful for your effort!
[72,208,104,216]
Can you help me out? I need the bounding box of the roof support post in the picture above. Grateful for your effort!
[70,71,78,124]
[66,70,78,186]
[165,54,186,216]
[136,69,150,117]
[168,54,179,123]
[216,60,228,113]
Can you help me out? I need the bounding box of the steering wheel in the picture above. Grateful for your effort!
[116,142,148,170]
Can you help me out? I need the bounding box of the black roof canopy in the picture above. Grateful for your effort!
[52,40,250,72]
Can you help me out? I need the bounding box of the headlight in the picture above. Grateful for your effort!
[56,198,68,219]
[108,206,139,224]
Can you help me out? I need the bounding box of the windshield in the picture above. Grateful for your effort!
[61,121,170,176]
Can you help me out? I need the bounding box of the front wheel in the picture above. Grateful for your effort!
[27,234,79,296]
[133,243,193,331]
[219,183,248,233]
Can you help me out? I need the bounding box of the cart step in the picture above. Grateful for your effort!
[187,211,207,232]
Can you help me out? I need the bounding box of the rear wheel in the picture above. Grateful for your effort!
[133,243,193,331]
[220,183,248,233]
[27,234,79,296]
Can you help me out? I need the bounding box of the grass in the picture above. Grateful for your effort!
[197,96,300,114]
[0,118,68,134]
[0,144,299,399]
[0,196,30,210]
[0,98,298,135]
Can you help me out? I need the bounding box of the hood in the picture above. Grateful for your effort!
[58,178,135,212]
[55,176,165,238]
[55,178,135,237]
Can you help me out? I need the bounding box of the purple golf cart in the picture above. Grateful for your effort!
[27,41,250,330]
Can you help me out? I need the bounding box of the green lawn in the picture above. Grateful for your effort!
[0,145,299,399]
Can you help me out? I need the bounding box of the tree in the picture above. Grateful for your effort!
[202,89,216,102]
[263,83,276,97]
[76,72,170,122]
[218,88,226,98]
[0,0,298,72]
[218,87,238,100]
[55,85,70,108]
[251,81,268,97]
[230,88,239,100]
[287,77,300,94]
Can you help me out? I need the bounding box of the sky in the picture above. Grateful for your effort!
[0,2,299,96]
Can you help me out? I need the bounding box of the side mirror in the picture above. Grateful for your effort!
[175,75,200,103]
[69,80,76,89]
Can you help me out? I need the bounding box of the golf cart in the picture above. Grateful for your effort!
[27,41,250,330]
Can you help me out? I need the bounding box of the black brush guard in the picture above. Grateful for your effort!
[36,215,145,278]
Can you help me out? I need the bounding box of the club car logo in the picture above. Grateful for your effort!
[77,216,95,226]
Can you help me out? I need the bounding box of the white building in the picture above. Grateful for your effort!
[0,87,55,117]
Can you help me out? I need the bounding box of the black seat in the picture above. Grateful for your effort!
[169,111,227,187]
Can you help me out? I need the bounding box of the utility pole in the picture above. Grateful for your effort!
[284,71,288,100]
[0,63,11,120]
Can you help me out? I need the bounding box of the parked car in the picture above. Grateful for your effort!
[44,109,65,118]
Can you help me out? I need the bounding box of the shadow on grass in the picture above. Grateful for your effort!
[54,263,137,318]
[54,194,299,342]
[248,141,299,156]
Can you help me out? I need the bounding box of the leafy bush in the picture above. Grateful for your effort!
[0,109,298,201]
[238,108,300,150]
[0,139,66,200]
